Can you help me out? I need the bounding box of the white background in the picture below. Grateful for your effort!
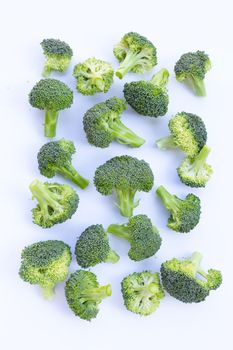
[1,0,232,349]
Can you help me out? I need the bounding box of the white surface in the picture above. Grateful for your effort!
[1,0,232,349]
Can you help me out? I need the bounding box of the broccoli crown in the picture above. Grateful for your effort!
[73,57,114,95]
[19,240,72,299]
[75,224,119,268]
[121,271,165,315]
[161,252,222,303]
[65,270,112,321]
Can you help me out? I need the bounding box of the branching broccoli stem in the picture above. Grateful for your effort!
[116,50,147,79]
[156,136,177,149]
[156,186,180,214]
[80,284,112,302]
[115,189,139,217]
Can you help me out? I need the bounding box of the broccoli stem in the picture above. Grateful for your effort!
[44,110,59,138]
[105,249,120,263]
[190,77,206,97]
[81,284,112,302]
[156,136,177,149]
[151,68,169,88]
[115,189,139,217]
[156,186,181,214]
[109,119,145,147]
[29,179,62,213]
[189,252,203,274]
[42,65,52,78]
[41,284,55,300]
[115,51,143,79]
[189,145,211,172]
[58,165,89,189]
[107,224,130,241]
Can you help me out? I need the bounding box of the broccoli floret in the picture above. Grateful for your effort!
[65,270,112,321]
[114,32,157,79]
[156,112,207,158]
[19,240,72,299]
[124,68,169,117]
[83,97,145,148]
[177,145,213,187]
[41,39,73,77]
[94,155,154,217]
[161,252,222,303]
[29,79,73,138]
[121,271,165,315]
[174,51,211,96]
[156,185,201,233]
[29,179,79,228]
[37,139,89,189]
[107,215,161,261]
[73,57,114,95]
[75,224,119,268]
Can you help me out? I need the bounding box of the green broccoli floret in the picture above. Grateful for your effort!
[107,214,161,261]
[41,39,73,77]
[177,145,213,187]
[161,252,222,303]
[113,32,157,79]
[73,57,114,95]
[121,271,165,315]
[29,79,73,138]
[83,97,145,148]
[37,139,89,189]
[29,179,79,228]
[65,270,112,321]
[75,224,119,268]
[156,112,207,158]
[19,240,72,299]
[174,51,211,96]
[156,185,201,233]
[94,155,154,217]
[124,68,169,117]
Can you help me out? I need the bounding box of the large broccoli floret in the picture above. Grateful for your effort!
[83,97,145,148]
[29,179,79,228]
[41,39,73,77]
[174,51,211,96]
[113,32,157,79]
[121,271,165,315]
[156,185,201,233]
[37,139,89,189]
[156,112,207,158]
[29,79,73,138]
[65,270,112,321]
[75,224,119,268]
[107,214,161,261]
[124,68,169,117]
[161,252,222,303]
[94,155,154,217]
[73,57,114,95]
[19,240,72,299]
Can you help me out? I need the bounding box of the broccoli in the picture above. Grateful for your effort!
[156,185,201,233]
[94,155,154,217]
[73,57,114,95]
[37,139,89,189]
[107,214,161,261]
[65,270,112,321]
[75,224,119,268]
[124,68,169,117]
[113,32,157,79]
[83,97,145,148]
[177,145,213,187]
[174,51,211,96]
[121,271,165,316]
[161,252,222,303]
[19,240,72,299]
[29,179,79,228]
[156,112,207,158]
[29,79,73,138]
[41,39,73,77]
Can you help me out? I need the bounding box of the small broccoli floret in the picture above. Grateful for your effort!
[83,97,145,148]
[29,179,79,228]
[37,139,89,189]
[107,215,161,261]
[29,79,73,138]
[19,240,72,299]
[94,155,154,217]
[121,271,165,315]
[161,252,222,303]
[156,112,207,158]
[65,270,112,321]
[114,32,157,79]
[73,57,114,95]
[124,68,169,117]
[41,39,73,77]
[156,185,201,233]
[174,51,211,96]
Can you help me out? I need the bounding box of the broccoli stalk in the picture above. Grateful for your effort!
[45,110,59,138]
[156,136,177,149]
[150,68,169,88]
[156,186,180,213]
[115,189,139,217]
[79,284,112,302]
[116,50,146,79]
[41,283,56,300]
[107,223,130,240]
[56,163,89,189]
